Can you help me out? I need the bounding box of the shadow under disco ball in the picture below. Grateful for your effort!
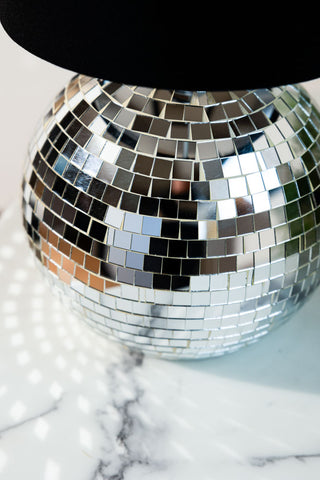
[21,75,320,359]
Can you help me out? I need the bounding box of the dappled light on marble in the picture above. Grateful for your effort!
[1,206,320,479]
[0,216,171,478]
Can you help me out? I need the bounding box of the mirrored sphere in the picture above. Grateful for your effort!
[22,75,320,359]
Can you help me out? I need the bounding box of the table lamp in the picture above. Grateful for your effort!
[1,1,320,359]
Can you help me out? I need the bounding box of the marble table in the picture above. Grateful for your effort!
[0,202,320,480]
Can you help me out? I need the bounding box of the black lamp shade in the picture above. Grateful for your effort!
[1,0,320,91]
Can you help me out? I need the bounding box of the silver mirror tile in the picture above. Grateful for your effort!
[21,75,320,359]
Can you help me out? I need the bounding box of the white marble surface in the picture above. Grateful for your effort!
[0,203,320,480]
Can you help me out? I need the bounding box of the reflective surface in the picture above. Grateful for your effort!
[22,75,320,358]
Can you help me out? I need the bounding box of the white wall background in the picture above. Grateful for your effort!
[0,24,73,211]
[1,23,320,212]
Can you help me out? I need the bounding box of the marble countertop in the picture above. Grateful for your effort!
[0,202,320,480]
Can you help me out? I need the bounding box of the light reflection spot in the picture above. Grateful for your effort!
[49,382,63,399]
[10,401,26,421]
[170,440,194,461]
[0,246,14,259]
[13,269,28,281]
[77,395,90,414]
[70,368,83,383]
[79,427,92,450]
[55,356,67,370]
[11,333,24,347]
[4,315,19,329]
[27,369,43,384]
[34,417,49,440]
[8,283,22,296]
[76,352,88,366]
[44,458,60,480]
[0,448,7,473]
[16,350,31,366]
[11,231,25,244]
[2,301,17,314]
[34,326,46,339]
[0,385,8,397]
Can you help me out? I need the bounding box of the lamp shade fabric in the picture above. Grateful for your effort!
[0,0,320,90]
[1,1,320,91]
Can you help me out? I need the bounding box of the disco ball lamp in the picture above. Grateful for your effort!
[2,1,320,359]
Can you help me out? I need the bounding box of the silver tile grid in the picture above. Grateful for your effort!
[21,75,320,359]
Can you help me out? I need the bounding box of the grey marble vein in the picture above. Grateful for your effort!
[0,397,62,437]
[250,452,320,467]
[91,348,168,480]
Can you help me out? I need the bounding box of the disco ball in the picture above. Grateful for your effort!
[22,75,320,359]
